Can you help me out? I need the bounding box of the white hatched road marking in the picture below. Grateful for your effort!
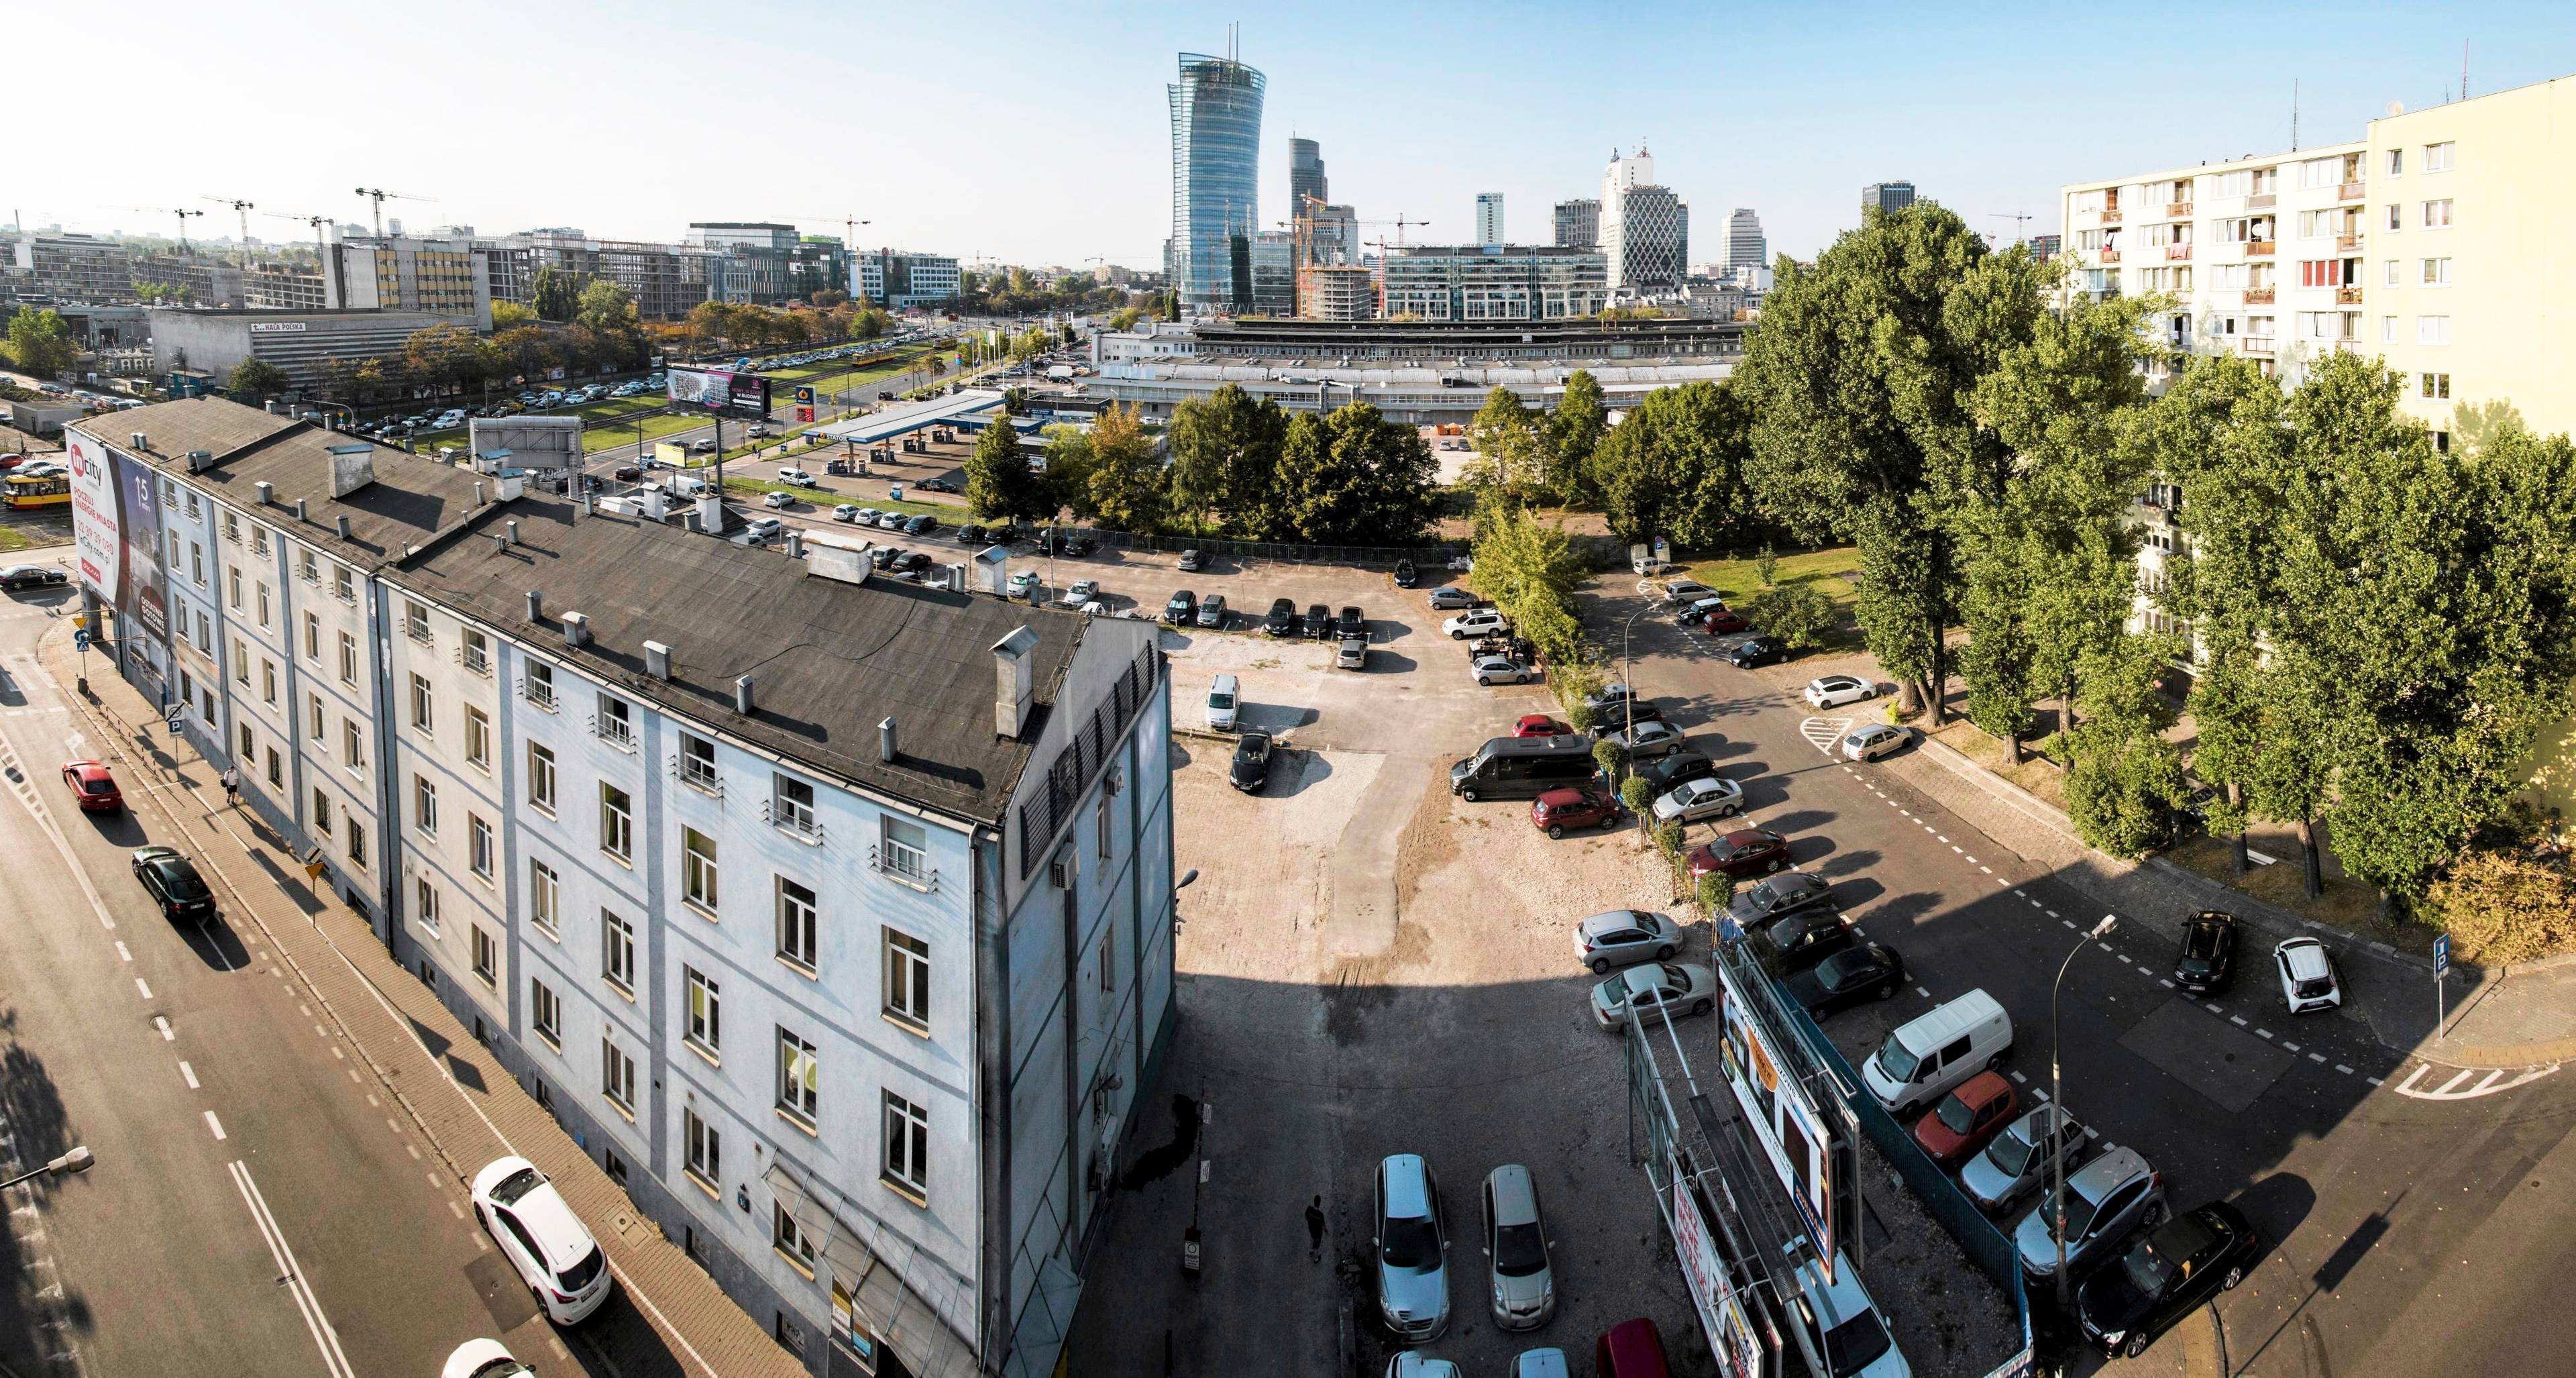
[204,1111,225,1141]
[154,1016,174,1041]
[1799,715,1855,755]
[2394,1063,2560,1100]
[229,1160,355,1378]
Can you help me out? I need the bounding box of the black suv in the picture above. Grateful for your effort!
[1727,636,1788,668]
[2171,912,2240,994]
[1264,598,1297,637]
[1303,603,1333,641]
[1635,751,1717,796]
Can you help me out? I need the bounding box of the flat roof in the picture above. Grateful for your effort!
[390,492,1083,820]
[819,389,1009,445]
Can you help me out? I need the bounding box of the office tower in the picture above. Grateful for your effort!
[1601,146,1688,294]
[1474,194,1505,248]
[1864,182,1917,215]
[1553,199,1601,248]
[1169,51,1267,311]
[1727,208,1766,273]
[1290,137,1327,213]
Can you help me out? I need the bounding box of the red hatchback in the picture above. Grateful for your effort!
[1513,713,1568,739]
[1912,1071,2019,1169]
[62,759,121,812]
[1596,1318,1672,1378]
[1700,608,1750,635]
[1533,786,1623,839]
[1688,828,1790,880]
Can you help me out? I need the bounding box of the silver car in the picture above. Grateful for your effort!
[1472,655,1536,686]
[1573,909,1682,974]
[1606,719,1688,759]
[1590,962,1717,1032]
[1842,724,1911,761]
[1960,1106,2090,1216]
[1482,1165,1556,1330]
[1653,775,1743,824]
[1374,1155,1450,1341]
[2015,1146,2165,1283]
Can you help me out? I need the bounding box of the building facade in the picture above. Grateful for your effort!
[1726,208,1766,272]
[1864,182,1917,215]
[147,307,460,394]
[7,233,137,303]
[1474,194,1505,249]
[1289,137,1327,212]
[325,235,496,329]
[1601,148,1688,295]
[1379,245,1609,321]
[690,223,802,306]
[1250,230,1295,316]
[857,251,964,310]
[512,232,719,322]
[1297,264,1377,322]
[1167,52,1267,312]
[1552,199,1600,249]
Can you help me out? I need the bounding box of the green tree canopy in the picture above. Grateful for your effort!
[4,307,78,379]
[1083,403,1166,532]
[1548,369,1607,501]
[1267,402,1438,545]
[531,265,582,323]
[965,420,1048,523]
[1166,384,1287,532]
[1589,379,1756,551]
[226,358,289,399]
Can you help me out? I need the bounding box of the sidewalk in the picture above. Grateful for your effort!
[39,629,805,1378]
[1888,731,2576,1069]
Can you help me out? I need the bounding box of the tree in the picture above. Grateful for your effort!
[2061,633,2189,859]
[1267,403,1438,545]
[531,266,582,323]
[1039,424,1096,521]
[1589,380,1755,550]
[1083,404,1165,532]
[810,288,850,309]
[4,307,78,379]
[1468,496,1587,668]
[491,301,537,329]
[1108,306,1143,331]
[1464,387,1550,502]
[965,421,1048,523]
[226,358,289,399]
[1548,369,1607,501]
[575,280,641,357]
[1742,583,1837,651]
[1167,384,1288,532]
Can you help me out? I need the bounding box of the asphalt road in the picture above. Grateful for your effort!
[0,580,588,1377]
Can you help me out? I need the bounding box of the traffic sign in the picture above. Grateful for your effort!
[71,629,90,651]
[794,386,815,405]
[2434,933,2450,978]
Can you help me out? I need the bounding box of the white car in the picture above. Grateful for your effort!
[2274,937,2344,1014]
[778,468,815,485]
[1841,724,1911,761]
[851,508,882,526]
[1654,775,1745,824]
[1444,608,1510,640]
[743,517,784,541]
[1066,579,1100,603]
[469,1157,611,1324]
[1662,580,1716,606]
[1472,655,1535,686]
[831,504,861,522]
[443,1339,535,1378]
[1805,675,1878,708]
[762,490,794,509]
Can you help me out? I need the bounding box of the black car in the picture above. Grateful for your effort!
[1230,731,1275,792]
[897,551,935,574]
[1163,590,1198,625]
[1337,606,1366,639]
[1303,603,1333,641]
[1727,636,1788,668]
[2077,1203,2259,1359]
[1393,558,1419,588]
[2171,912,2240,994]
[1636,751,1717,796]
[1582,683,1638,716]
[0,565,69,591]
[1586,700,1666,738]
[611,465,642,482]
[917,477,957,493]
[1176,549,1204,572]
[1754,910,1856,974]
[904,514,939,536]
[1264,598,1297,637]
[131,845,217,924]
[1780,943,1906,1016]
[1728,871,1839,933]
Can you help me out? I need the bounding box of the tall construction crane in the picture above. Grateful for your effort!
[352,187,429,237]
[203,196,256,254]
[264,211,331,260]
[131,207,206,250]
[1988,212,2035,250]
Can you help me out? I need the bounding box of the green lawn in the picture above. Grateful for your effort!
[0,525,35,552]
[1676,546,1864,610]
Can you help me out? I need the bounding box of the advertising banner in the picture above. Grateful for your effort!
[66,429,119,600]
[109,454,170,643]
[1672,1178,1738,1371]
[668,367,773,416]
[1719,967,1836,1281]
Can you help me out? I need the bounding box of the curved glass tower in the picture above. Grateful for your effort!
[1169,52,1265,313]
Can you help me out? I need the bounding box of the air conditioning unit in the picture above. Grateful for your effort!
[1049,847,1078,890]
[1103,765,1124,798]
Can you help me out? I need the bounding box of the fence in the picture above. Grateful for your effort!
[1045,525,1465,570]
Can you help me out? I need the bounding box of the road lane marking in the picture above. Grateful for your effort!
[114,941,129,961]
[2367,1076,2385,1086]
[229,1160,356,1378]
[2280,1041,2300,1052]
[154,1016,174,1041]
[2009,1071,2027,1083]
[2159,979,2175,989]
[2045,910,2060,918]
[178,1061,198,1089]
[1979,865,1992,873]
[2206,1003,2224,1014]
[1936,835,1950,843]
[331,1047,343,1060]
[134,978,151,999]
[2230,1016,2247,1026]
[447,1200,466,1219]
[2255,1028,2273,1039]
[2336,1065,2353,1075]
[1914,986,1930,998]
[2309,1053,2327,1063]
[1950,845,1962,853]
[204,1111,225,1141]
[1964,855,1979,864]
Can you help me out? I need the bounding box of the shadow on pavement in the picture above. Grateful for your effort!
[0,1026,93,1373]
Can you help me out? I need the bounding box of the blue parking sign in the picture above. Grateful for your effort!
[2434,933,2449,978]
[72,629,89,651]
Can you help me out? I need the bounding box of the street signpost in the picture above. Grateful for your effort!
[2434,934,2450,1039]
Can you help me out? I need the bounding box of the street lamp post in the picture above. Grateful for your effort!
[2052,914,2118,1307]
[0,1145,95,1192]
[1619,601,1656,833]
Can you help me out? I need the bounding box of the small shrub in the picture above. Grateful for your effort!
[2424,851,2576,964]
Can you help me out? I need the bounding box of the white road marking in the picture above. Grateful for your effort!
[1949,845,1962,853]
[2392,1063,2560,1100]
[447,1200,466,1219]
[1980,865,1992,873]
[2206,1003,2224,1014]
[178,1061,198,1089]
[154,1016,174,1041]
[229,1160,355,1378]
[1936,835,1950,843]
[2280,1041,2300,1052]
[2009,1071,2027,1083]
[2045,910,2060,918]
[1914,986,1931,998]
[2031,1087,2049,1101]
[2367,1075,2385,1086]
[114,941,130,961]
[331,1047,343,1060]
[2083,1126,2099,1138]
[203,1111,225,1141]
[2255,1028,2273,1039]
[2308,1053,2327,1063]
[1964,855,1979,865]
[133,978,152,999]
[2230,1016,2247,1026]
[2159,979,2176,989]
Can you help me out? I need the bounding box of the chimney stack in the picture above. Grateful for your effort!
[561,611,590,648]
[294,497,308,521]
[992,626,1039,740]
[254,480,275,506]
[644,641,672,680]
[974,544,1010,595]
[879,717,898,763]
[734,675,755,715]
[526,590,543,623]
[129,431,148,451]
[474,480,486,506]
[504,519,519,547]
[335,515,352,540]
[785,530,803,558]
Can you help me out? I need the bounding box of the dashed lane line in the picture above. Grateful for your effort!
[178,1061,198,1090]
[204,1110,225,1141]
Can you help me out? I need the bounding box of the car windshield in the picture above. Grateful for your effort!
[81,777,115,794]
[488,1167,545,1207]
[2185,925,2222,960]
[1493,1221,1548,1277]
[1874,1040,1923,1084]
[557,1244,605,1292]
[1208,692,1234,709]
[1935,1092,1981,1135]
[2051,1190,2104,1242]
[1234,738,1267,763]
[1823,1308,1894,1373]
[156,863,209,900]
[1987,1123,2048,1179]
[2119,1238,2178,1295]
[1380,1214,1438,1269]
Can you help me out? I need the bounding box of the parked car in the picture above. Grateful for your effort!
[761,490,794,509]
[1842,724,1913,761]
[874,511,908,529]
[1585,698,1665,735]
[1265,598,1298,637]
[1604,719,1688,759]
[1636,751,1716,796]
[61,759,121,812]
[443,1338,535,1378]
[1660,580,1716,606]
[1755,908,1858,975]
[1194,594,1228,629]
[1230,731,1275,792]
[1594,1320,1673,1378]
[0,565,68,592]
[1652,776,1744,826]
[869,546,902,570]
[1472,655,1536,687]
[1444,608,1509,640]
[2077,1203,2260,1359]
[1506,1350,1570,1378]
[1337,635,1368,670]
[131,845,215,924]
[1912,1071,2020,1170]
[956,524,989,544]
[1427,586,1478,611]
[777,468,814,486]
[1864,990,2012,1119]
[1782,943,1907,1016]
[1528,784,1621,840]
[1304,602,1334,640]
[1482,1165,1556,1330]
[1784,1249,1908,1378]
[1006,571,1040,601]
[1591,962,1717,1032]
[742,517,784,541]
[2274,937,2343,1014]
[2014,1147,2166,1284]
[896,551,934,576]
[1163,590,1197,624]
[1688,828,1791,880]
[904,514,939,536]
[1572,909,1682,973]
[1699,608,1751,635]
[831,504,861,522]
[1338,606,1368,639]
[470,1157,613,1324]
[1177,549,1205,572]
[2172,912,2241,995]
[1384,1355,1462,1378]
[1962,1106,2092,1216]
[1804,675,1877,708]
[612,465,643,482]
[1514,714,1567,739]
[1394,558,1420,588]
[1727,636,1789,668]
[1373,1155,1452,1342]
[1727,871,1839,933]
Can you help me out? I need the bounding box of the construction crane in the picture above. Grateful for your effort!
[1988,212,2035,250]
[202,197,256,254]
[352,187,429,237]
[264,211,331,260]
[130,207,206,250]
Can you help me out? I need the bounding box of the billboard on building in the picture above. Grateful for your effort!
[109,453,170,643]
[66,429,119,599]
[1718,964,1837,1281]
[1672,1177,1768,1378]
[668,367,772,417]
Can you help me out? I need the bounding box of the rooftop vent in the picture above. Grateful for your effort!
[186,449,215,472]
[129,431,148,452]
[526,590,543,623]
[994,625,1039,740]
[473,480,486,506]
[561,611,590,648]
[294,498,307,522]
[734,674,755,716]
[644,640,672,681]
[326,445,375,498]
[254,480,275,506]
[975,543,1010,595]
[879,717,898,763]
[785,530,803,558]
[335,515,352,540]
[504,519,519,547]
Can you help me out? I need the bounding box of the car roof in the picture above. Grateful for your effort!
[1951,1070,2012,1105]
[1484,1163,1539,1223]
[2277,939,2332,977]
[2070,1145,2151,1200]
[1380,1154,1432,1215]
[1580,910,1654,936]
[505,1177,598,1271]
[1719,827,1774,846]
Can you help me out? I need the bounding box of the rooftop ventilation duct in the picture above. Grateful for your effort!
[473,480,486,506]
[254,480,275,505]
[561,611,590,648]
[880,717,898,763]
[734,674,755,715]
[335,515,352,539]
[993,625,1039,740]
[504,519,519,547]
[527,590,543,623]
[644,641,672,680]
[294,498,307,522]
[129,431,148,451]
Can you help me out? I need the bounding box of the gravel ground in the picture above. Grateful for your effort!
[1849,1128,2023,1378]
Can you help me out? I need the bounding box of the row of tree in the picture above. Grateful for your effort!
[675,299,892,351]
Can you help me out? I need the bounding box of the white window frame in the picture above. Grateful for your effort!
[527,741,556,812]
[414,774,439,837]
[530,859,559,936]
[469,814,494,880]
[777,1029,818,1124]
[881,1091,928,1200]
[685,967,721,1055]
[884,928,929,1031]
[532,977,561,1048]
[682,827,719,912]
[600,783,633,861]
[414,876,440,936]
[472,924,497,988]
[777,876,818,971]
[602,1037,635,1113]
[602,910,636,992]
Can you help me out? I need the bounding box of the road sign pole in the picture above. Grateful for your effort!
[2433,935,2451,1041]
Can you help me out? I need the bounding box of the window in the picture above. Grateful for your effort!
[530,860,559,935]
[2422,199,2453,229]
[2422,372,2452,400]
[299,551,317,584]
[2417,315,2451,345]
[251,527,268,556]
[602,1038,635,1113]
[879,815,928,883]
[227,569,242,610]
[465,706,490,770]
[884,929,929,1030]
[777,1030,818,1123]
[410,674,433,731]
[261,659,276,704]
[771,773,816,837]
[414,876,440,935]
[777,878,818,969]
[470,814,494,880]
[680,733,718,792]
[685,967,721,1053]
[532,978,561,1047]
[256,582,270,628]
[881,1092,928,1200]
[339,631,357,685]
[224,513,239,543]
[524,660,555,710]
[311,787,330,833]
[472,925,497,987]
[2386,203,2402,231]
[2384,260,2400,286]
[2421,257,2452,286]
[773,1202,815,1270]
[600,784,632,860]
[197,610,212,652]
[414,775,439,835]
[233,643,249,684]
[461,628,489,675]
[343,718,364,772]
[347,814,367,866]
[2383,315,2400,343]
[1096,794,1113,861]
[303,612,319,659]
[685,1108,720,1188]
[334,566,354,603]
[527,741,555,812]
[308,693,323,743]
[405,601,430,643]
[2386,147,2403,177]
[602,910,635,992]
[596,693,633,748]
[2424,141,2454,172]
[1100,929,1116,993]
[682,828,719,910]
[267,746,281,788]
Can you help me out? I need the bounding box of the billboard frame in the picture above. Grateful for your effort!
[667,366,773,418]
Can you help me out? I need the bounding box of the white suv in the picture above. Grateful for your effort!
[1442,609,1509,640]
[2273,937,2343,1014]
[470,1157,611,1324]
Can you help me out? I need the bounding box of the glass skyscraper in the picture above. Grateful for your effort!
[1169,52,1265,312]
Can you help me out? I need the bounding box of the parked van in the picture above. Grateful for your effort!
[1449,735,1599,802]
[1862,990,2011,1119]
[1206,674,1240,732]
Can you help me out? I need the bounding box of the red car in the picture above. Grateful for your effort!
[1687,828,1790,880]
[1700,608,1750,635]
[1514,713,1568,739]
[1533,786,1623,839]
[62,759,122,812]
[1912,1071,2019,1169]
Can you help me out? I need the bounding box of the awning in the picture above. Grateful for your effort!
[764,1163,981,1378]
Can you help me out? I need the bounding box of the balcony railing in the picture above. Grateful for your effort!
[2097,247,2121,264]
[2241,336,2275,356]
[2165,244,2192,261]
[674,753,723,797]
[2165,201,2194,219]
[869,845,938,892]
[2100,208,2123,224]
[2336,285,2364,305]
[2243,287,2275,305]
[405,622,432,645]
[2248,193,2277,209]
[453,644,490,676]
[761,798,825,844]
[594,714,635,750]
[2245,241,2275,257]
[2336,233,2365,251]
[519,676,556,712]
[2338,180,2366,201]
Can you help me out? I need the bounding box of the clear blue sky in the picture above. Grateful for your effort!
[13,0,2572,268]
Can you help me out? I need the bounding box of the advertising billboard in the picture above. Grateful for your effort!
[1719,965,1837,1281]
[109,453,170,644]
[668,367,773,417]
[66,428,118,598]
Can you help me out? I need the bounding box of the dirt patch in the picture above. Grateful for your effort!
[2165,835,2414,949]
[1391,770,1464,914]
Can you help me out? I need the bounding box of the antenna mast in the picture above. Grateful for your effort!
[2292,79,2300,151]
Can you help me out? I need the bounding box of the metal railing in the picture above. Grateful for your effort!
[762,798,824,843]
[520,676,556,712]
[455,644,490,676]
[676,753,724,796]
[405,621,432,645]
[869,845,938,892]
[593,713,635,750]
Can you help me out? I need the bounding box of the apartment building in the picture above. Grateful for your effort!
[325,235,497,330]
[856,250,965,311]
[1379,244,1611,321]
[5,232,137,302]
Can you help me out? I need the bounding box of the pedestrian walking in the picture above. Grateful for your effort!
[1305,1196,1327,1263]
[220,767,239,808]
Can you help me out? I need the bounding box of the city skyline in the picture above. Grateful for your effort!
[8,1,2567,270]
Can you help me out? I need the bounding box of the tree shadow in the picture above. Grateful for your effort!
[1815,849,1884,879]
[1767,809,1839,837]
[1859,890,1945,929]
[0,1028,93,1373]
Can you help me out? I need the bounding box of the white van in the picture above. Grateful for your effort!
[1206,674,1240,732]
[1861,989,2010,1119]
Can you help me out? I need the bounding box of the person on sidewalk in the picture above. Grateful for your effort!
[220,767,239,808]
[1305,1196,1327,1263]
